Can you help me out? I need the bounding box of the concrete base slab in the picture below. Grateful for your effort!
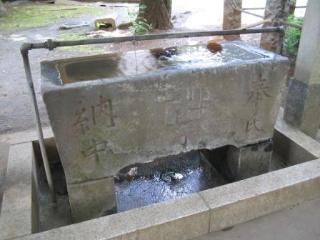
[194,197,320,240]
[15,157,320,240]
[0,142,9,212]
[275,109,320,161]
[21,193,210,240]
[0,127,53,146]
[2,115,320,240]
[200,159,320,232]
[0,143,33,240]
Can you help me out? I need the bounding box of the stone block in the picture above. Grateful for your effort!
[68,177,116,222]
[199,158,320,232]
[19,193,210,240]
[226,140,273,180]
[284,78,308,127]
[284,80,320,138]
[0,143,33,240]
[41,42,288,221]
[283,0,320,138]
[275,111,320,165]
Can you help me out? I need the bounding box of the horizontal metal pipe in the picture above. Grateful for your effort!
[22,27,284,51]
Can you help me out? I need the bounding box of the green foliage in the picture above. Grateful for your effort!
[283,15,304,57]
[0,4,105,31]
[128,4,152,35]
[131,17,152,35]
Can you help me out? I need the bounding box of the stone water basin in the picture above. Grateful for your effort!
[41,41,289,222]
[56,43,266,84]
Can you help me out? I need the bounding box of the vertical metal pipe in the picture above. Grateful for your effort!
[21,48,56,203]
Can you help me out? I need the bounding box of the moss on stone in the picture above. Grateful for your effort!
[0,3,105,31]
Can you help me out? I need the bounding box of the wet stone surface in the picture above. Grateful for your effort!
[57,43,267,84]
[114,150,227,212]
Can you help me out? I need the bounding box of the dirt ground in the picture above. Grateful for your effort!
[0,0,306,134]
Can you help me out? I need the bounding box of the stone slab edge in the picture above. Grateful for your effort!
[0,143,33,240]
[276,110,320,158]
[200,158,320,232]
[17,193,210,240]
[0,127,53,146]
[16,158,320,240]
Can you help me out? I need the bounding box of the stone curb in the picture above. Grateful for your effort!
[16,158,320,240]
[0,143,33,240]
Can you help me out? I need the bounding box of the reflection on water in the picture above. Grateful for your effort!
[114,150,227,212]
[60,43,266,84]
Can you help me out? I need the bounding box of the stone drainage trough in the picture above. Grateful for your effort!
[1,116,320,240]
[41,42,288,222]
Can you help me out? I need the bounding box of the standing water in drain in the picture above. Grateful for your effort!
[114,150,227,213]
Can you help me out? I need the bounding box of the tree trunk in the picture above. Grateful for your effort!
[260,0,291,52]
[223,0,242,40]
[289,0,296,15]
[0,0,6,17]
[138,0,173,30]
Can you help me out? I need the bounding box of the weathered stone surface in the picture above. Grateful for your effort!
[293,0,320,86]
[284,0,320,138]
[200,158,320,232]
[0,143,33,240]
[226,140,273,180]
[16,158,320,240]
[19,193,210,240]
[41,42,288,221]
[275,110,320,166]
[284,79,320,137]
[284,78,308,126]
[68,177,116,222]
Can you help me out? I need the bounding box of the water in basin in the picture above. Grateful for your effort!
[59,43,266,84]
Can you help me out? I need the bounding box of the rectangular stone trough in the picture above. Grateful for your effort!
[41,42,289,221]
